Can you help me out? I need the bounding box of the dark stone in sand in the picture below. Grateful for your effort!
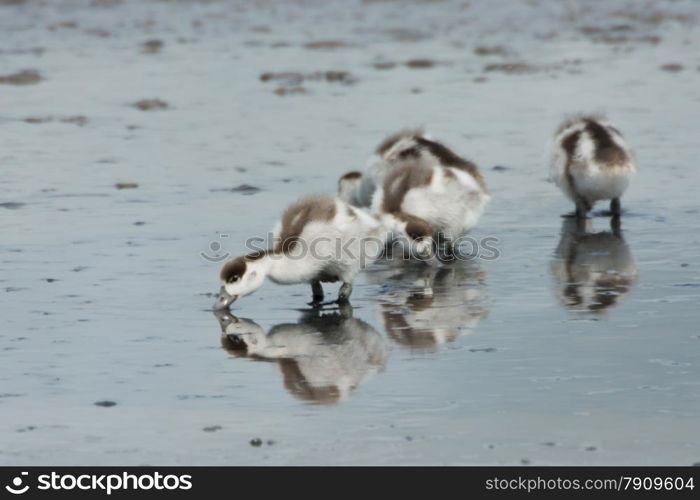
[24,117,51,124]
[585,446,597,451]
[492,165,510,171]
[266,440,275,446]
[469,347,496,352]
[324,70,353,83]
[142,39,164,53]
[521,458,531,465]
[94,400,116,407]
[203,425,222,432]
[593,35,629,44]
[24,115,87,126]
[273,86,307,96]
[474,46,508,56]
[115,183,138,189]
[250,438,263,447]
[373,61,396,70]
[660,63,684,72]
[405,58,437,69]
[61,115,88,126]
[303,40,347,50]
[211,184,260,194]
[0,69,42,85]
[132,99,168,111]
[133,221,146,226]
[260,71,304,85]
[0,202,24,209]
[48,21,78,30]
[44,278,57,283]
[484,62,538,74]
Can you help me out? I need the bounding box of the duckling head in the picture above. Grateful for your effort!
[383,135,426,165]
[337,170,363,204]
[215,253,269,309]
[381,213,437,263]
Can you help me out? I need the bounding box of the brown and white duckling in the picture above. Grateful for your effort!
[338,128,429,207]
[550,114,635,218]
[371,136,490,252]
[215,194,388,309]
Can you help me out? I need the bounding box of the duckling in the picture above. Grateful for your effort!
[215,194,388,309]
[338,128,429,207]
[550,114,635,218]
[371,136,490,252]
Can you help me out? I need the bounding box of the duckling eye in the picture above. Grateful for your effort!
[229,275,239,283]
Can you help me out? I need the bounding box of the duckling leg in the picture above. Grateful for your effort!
[308,280,324,305]
[575,197,591,219]
[337,282,353,304]
[610,197,621,217]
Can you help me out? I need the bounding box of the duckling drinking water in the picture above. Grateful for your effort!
[215,194,388,309]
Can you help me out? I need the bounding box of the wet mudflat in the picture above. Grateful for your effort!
[1,0,699,465]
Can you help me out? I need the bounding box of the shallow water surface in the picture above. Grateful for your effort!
[1,0,699,465]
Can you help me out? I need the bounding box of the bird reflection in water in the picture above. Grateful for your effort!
[368,259,490,352]
[550,217,637,315]
[215,305,387,404]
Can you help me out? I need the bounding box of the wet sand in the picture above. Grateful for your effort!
[1,0,699,465]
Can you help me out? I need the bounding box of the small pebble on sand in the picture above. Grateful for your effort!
[0,69,42,85]
[132,99,169,111]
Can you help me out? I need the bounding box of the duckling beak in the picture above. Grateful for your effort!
[214,285,238,310]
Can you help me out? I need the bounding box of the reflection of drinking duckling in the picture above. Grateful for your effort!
[216,306,387,404]
[550,217,637,314]
[368,260,490,351]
